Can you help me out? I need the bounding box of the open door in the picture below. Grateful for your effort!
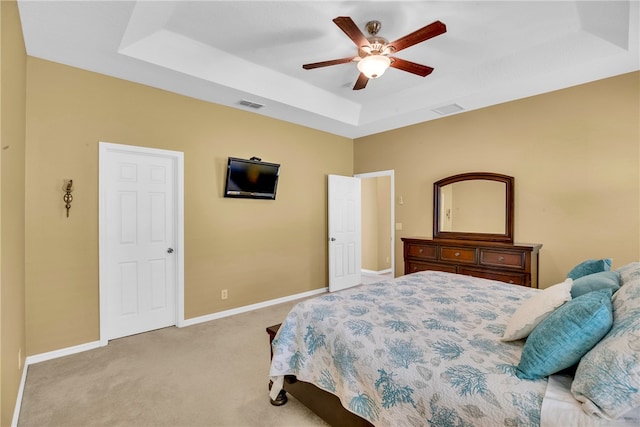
[328,174,361,292]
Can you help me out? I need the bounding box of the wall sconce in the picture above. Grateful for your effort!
[63,179,73,217]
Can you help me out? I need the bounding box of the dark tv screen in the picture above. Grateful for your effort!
[224,157,280,200]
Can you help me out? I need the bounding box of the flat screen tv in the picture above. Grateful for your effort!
[223,157,280,200]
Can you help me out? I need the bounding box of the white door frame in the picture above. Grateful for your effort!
[98,142,185,346]
[354,170,395,278]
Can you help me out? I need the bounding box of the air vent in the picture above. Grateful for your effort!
[432,103,464,116]
[238,99,265,109]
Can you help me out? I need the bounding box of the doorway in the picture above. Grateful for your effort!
[355,170,395,282]
[99,142,185,344]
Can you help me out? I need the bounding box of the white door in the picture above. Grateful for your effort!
[328,174,361,292]
[100,142,183,341]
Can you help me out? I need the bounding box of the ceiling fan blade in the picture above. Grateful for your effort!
[333,16,370,48]
[387,21,446,53]
[353,73,369,90]
[389,57,434,77]
[303,57,355,70]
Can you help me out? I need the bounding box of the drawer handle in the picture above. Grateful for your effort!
[509,280,515,284]
[412,267,418,272]
[419,248,424,254]
[454,252,460,257]
[499,256,505,262]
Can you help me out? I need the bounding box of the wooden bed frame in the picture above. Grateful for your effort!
[267,324,373,427]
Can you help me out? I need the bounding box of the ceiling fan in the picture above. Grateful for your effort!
[303,17,447,90]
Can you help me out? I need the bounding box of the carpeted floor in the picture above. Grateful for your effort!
[18,299,329,427]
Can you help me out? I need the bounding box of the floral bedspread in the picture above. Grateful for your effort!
[269,271,548,426]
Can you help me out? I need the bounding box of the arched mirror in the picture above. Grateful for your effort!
[433,172,514,243]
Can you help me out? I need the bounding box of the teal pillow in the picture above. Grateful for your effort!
[572,265,640,419]
[571,271,621,298]
[516,289,613,380]
[566,258,612,280]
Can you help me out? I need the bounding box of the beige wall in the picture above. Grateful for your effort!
[355,71,640,288]
[24,58,353,355]
[0,1,27,426]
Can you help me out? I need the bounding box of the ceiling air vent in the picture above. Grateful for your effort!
[238,99,265,109]
[432,103,464,116]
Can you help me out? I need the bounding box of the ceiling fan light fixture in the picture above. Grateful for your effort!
[357,54,391,79]
[303,17,447,90]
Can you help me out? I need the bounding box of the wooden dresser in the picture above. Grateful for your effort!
[402,237,542,288]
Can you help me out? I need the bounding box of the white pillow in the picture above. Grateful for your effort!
[501,279,573,341]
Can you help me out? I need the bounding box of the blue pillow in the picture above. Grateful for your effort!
[566,258,612,280]
[516,289,613,380]
[571,271,621,298]
[571,264,640,419]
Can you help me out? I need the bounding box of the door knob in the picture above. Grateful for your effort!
[167,248,174,253]
[330,237,336,241]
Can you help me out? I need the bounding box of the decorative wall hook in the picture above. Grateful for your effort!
[63,179,73,217]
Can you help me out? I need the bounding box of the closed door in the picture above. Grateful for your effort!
[100,143,180,340]
[328,174,361,292]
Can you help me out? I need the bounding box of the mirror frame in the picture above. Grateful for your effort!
[433,172,514,243]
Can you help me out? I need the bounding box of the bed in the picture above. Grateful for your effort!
[268,263,640,426]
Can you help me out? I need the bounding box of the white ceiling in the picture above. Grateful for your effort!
[17,1,640,139]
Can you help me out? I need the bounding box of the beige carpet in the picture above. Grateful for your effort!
[18,299,329,427]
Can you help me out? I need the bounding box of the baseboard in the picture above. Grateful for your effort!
[10,337,86,426]
[362,268,392,275]
[23,288,328,364]
[13,344,103,426]
[25,340,104,366]
[11,363,28,427]
[180,287,327,327]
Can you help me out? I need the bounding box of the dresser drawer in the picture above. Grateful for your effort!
[460,267,526,286]
[440,247,477,264]
[480,249,525,269]
[406,244,437,260]
[402,238,541,288]
[407,261,457,274]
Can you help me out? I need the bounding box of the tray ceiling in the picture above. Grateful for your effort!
[17,1,639,138]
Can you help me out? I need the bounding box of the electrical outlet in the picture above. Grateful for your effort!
[18,348,22,370]
[221,289,228,300]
